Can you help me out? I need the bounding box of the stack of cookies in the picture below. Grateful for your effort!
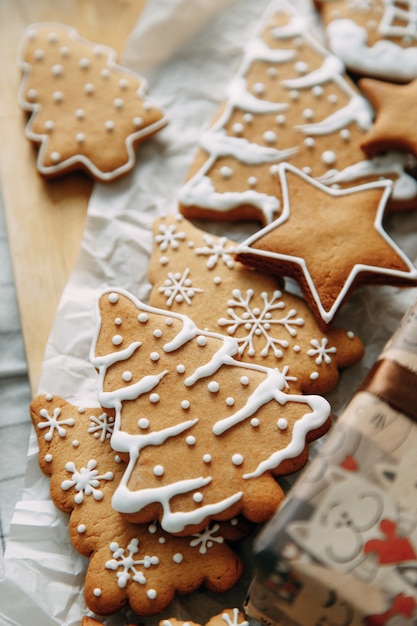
[18,0,417,624]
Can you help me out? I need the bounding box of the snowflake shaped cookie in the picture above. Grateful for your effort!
[148,214,364,395]
[17,23,167,181]
[29,394,251,616]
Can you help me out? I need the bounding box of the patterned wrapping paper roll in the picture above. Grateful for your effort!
[245,297,417,626]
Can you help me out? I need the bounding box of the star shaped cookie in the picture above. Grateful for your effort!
[359,77,417,159]
[235,163,417,326]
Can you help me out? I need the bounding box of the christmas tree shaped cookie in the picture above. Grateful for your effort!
[148,213,364,395]
[30,394,248,616]
[18,23,167,181]
[90,288,331,535]
[178,0,417,222]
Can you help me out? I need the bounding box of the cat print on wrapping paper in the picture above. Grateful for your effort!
[287,466,417,600]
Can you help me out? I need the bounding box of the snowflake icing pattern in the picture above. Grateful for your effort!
[105,538,159,588]
[195,235,236,269]
[61,459,114,504]
[38,407,75,441]
[189,523,224,554]
[88,411,115,442]
[307,338,337,365]
[159,268,204,306]
[155,223,186,251]
[218,289,304,357]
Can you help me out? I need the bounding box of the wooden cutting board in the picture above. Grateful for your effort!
[0,0,146,395]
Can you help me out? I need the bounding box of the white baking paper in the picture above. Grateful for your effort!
[1,0,417,624]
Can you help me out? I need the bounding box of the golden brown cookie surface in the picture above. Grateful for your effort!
[18,23,167,181]
[148,214,364,395]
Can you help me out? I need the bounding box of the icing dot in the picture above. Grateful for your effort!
[312,85,323,97]
[148,523,157,534]
[328,94,338,104]
[75,132,85,143]
[295,61,309,74]
[105,120,115,131]
[230,518,238,526]
[220,166,233,179]
[303,166,312,175]
[138,418,150,429]
[181,400,191,410]
[267,67,278,78]
[269,164,280,176]
[177,364,185,374]
[114,97,124,109]
[304,137,315,148]
[112,334,123,346]
[153,329,163,339]
[122,371,132,382]
[72,440,79,447]
[196,336,207,347]
[159,537,166,544]
[160,256,169,265]
[108,293,119,303]
[133,116,144,127]
[321,150,336,165]
[248,176,258,187]
[193,492,203,503]
[50,151,61,162]
[173,553,183,563]
[276,114,286,125]
[208,381,220,393]
[165,318,173,326]
[340,128,351,141]
[290,90,299,100]
[101,68,111,79]
[240,376,249,386]
[250,417,260,427]
[310,371,319,380]
[303,108,314,121]
[138,312,148,323]
[44,453,53,462]
[253,82,265,95]
[34,49,44,61]
[213,276,222,285]
[232,453,244,466]
[150,351,160,361]
[53,91,63,102]
[149,393,160,403]
[243,113,253,123]
[44,120,54,132]
[347,331,355,339]
[60,46,70,58]
[232,122,244,135]
[51,64,63,76]
[93,588,102,597]
[114,317,122,325]
[45,393,53,401]
[226,397,235,406]
[79,57,90,69]
[84,83,94,94]
[293,344,301,352]
[186,435,196,445]
[147,590,157,600]
[119,78,129,89]
[48,32,58,44]
[153,464,164,476]
[75,108,85,119]
[263,130,277,144]
[114,455,122,463]
[77,524,86,533]
[277,418,288,430]
[203,454,212,463]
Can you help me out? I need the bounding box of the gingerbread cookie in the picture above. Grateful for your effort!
[235,163,417,327]
[30,394,248,616]
[148,213,364,395]
[177,0,417,222]
[89,287,331,535]
[17,23,167,181]
[160,608,249,626]
[359,77,417,160]
[316,0,417,83]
